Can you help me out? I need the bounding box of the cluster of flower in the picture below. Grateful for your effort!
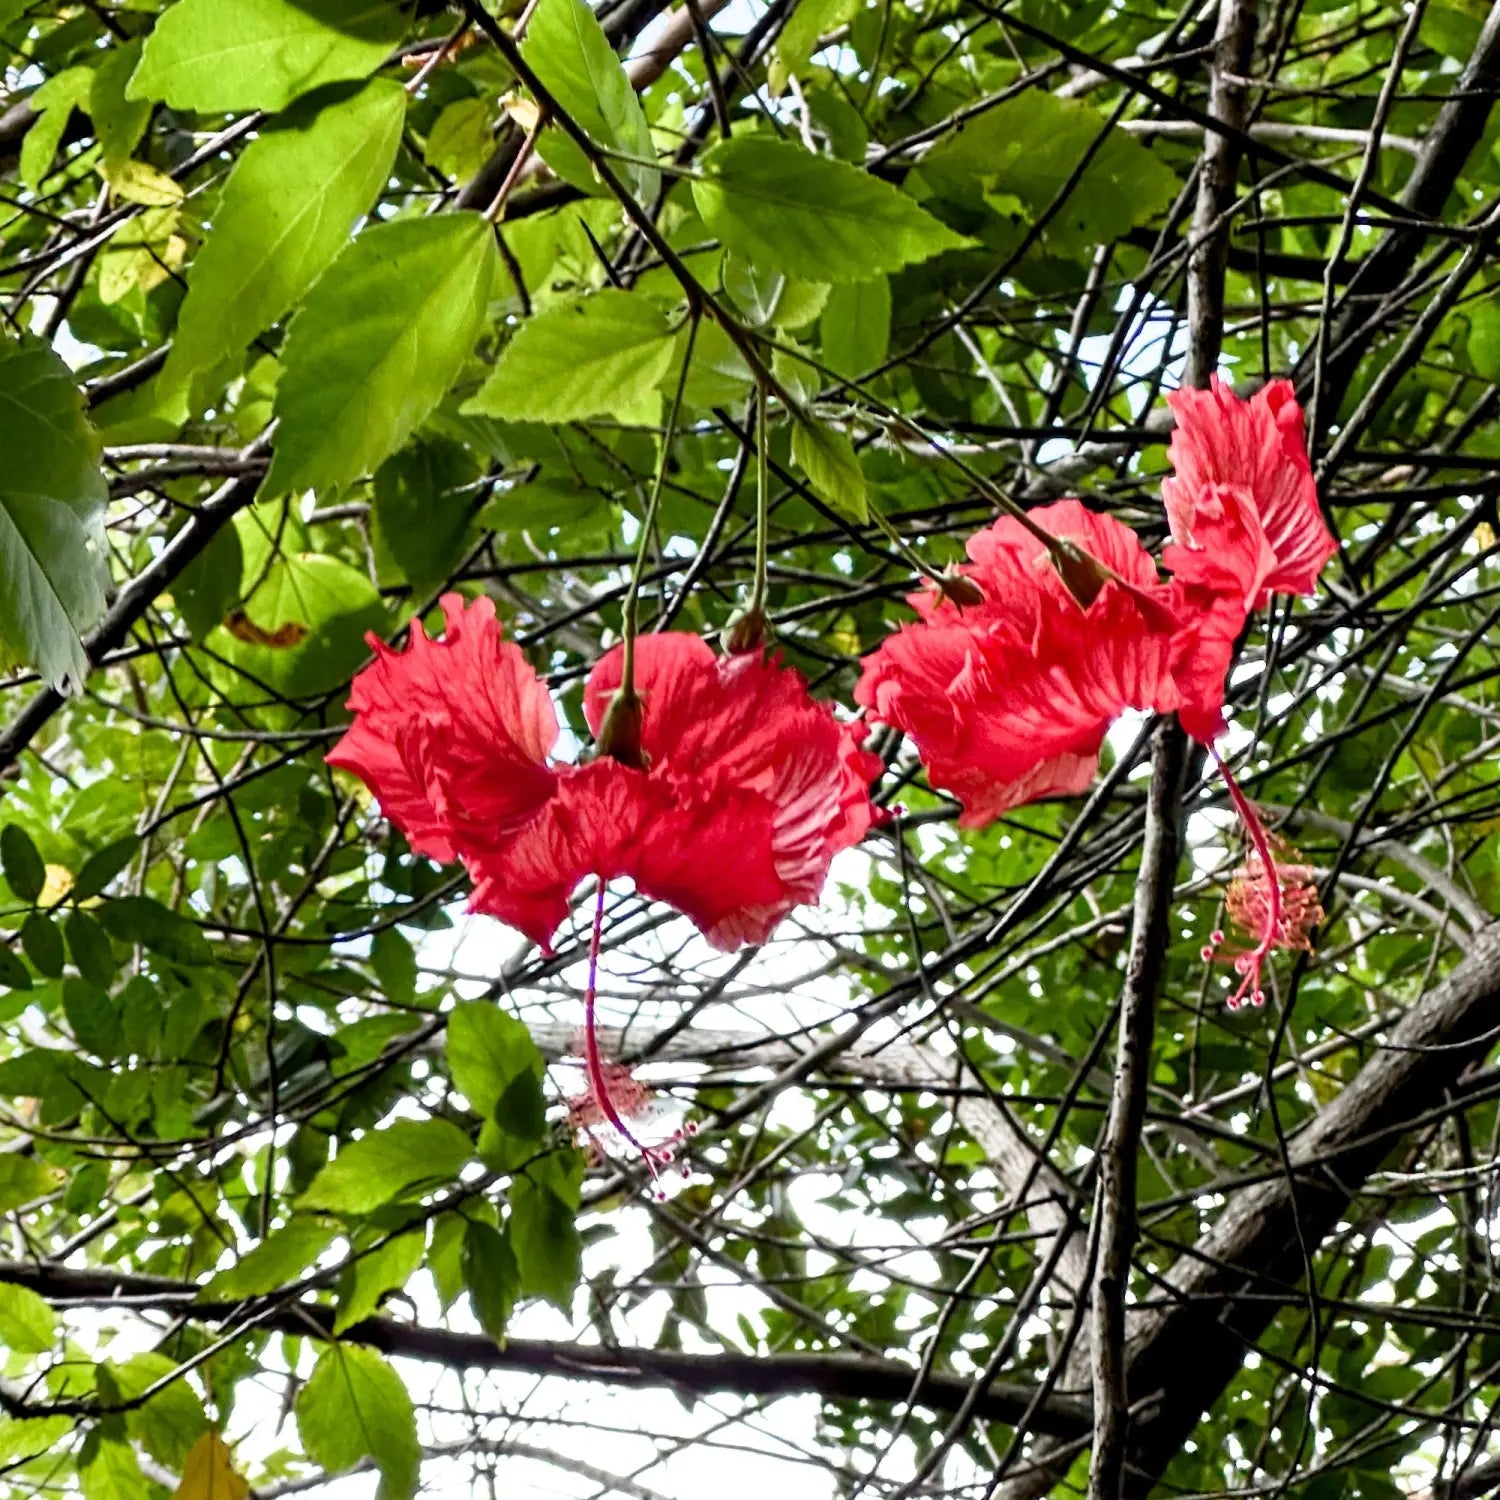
[328,375,1335,1174]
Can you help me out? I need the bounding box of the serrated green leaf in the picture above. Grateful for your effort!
[792,414,867,520]
[918,90,1180,257]
[462,1219,518,1343]
[299,1117,473,1215]
[201,1217,340,1299]
[369,926,418,1005]
[1469,300,1500,381]
[693,136,970,283]
[296,1344,419,1500]
[162,79,406,395]
[523,0,657,202]
[0,336,110,695]
[264,213,497,497]
[2,825,45,903]
[111,1352,207,1469]
[334,1227,424,1332]
[464,290,676,422]
[128,0,406,114]
[772,0,859,86]
[0,1281,57,1353]
[445,1001,545,1120]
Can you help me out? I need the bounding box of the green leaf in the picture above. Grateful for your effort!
[424,97,492,182]
[299,1117,473,1215]
[172,523,244,643]
[1469,300,1500,381]
[214,550,386,698]
[821,275,890,379]
[0,1281,57,1354]
[72,837,137,902]
[523,0,657,202]
[509,1169,581,1311]
[162,79,406,394]
[63,978,121,1059]
[918,90,1180,257]
[264,213,497,497]
[0,1157,65,1214]
[19,66,91,189]
[66,911,117,989]
[0,336,111,694]
[0,947,31,992]
[693,137,970,284]
[128,0,406,114]
[80,1432,150,1500]
[462,1219,519,1343]
[0,1416,72,1467]
[95,896,212,965]
[334,1227,424,1332]
[464,290,676,423]
[372,438,481,594]
[369,926,418,1005]
[20,912,64,979]
[2,825,45,903]
[445,1001,546,1120]
[772,0,859,86]
[494,1068,547,1141]
[296,1344,419,1500]
[111,1352,207,1469]
[90,41,152,167]
[792,414,868,521]
[201,1216,340,1299]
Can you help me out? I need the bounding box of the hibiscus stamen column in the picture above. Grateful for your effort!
[1206,747,1282,1009]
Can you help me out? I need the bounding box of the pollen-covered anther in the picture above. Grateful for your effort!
[1225,837,1323,955]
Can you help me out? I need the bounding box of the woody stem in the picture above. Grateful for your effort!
[619,313,700,701]
[581,883,650,1159]
[1211,745,1282,975]
[749,381,769,619]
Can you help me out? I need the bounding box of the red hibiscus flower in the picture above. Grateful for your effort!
[331,595,882,1181]
[855,500,1183,826]
[1161,379,1337,743]
[329,594,881,955]
[1162,376,1337,607]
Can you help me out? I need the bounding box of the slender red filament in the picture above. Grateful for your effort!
[580,883,656,1166]
[1209,746,1282,1010]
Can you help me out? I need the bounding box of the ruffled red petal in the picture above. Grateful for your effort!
[1164,377,1336,605]
[587,634,882,946]
[856,501,1181,825]
[466,761,644,954]
[327,594,561,861]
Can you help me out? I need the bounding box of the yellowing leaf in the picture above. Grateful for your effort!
[173,1431,249,1500]
[103,159,183,207]
[37,865,73,908]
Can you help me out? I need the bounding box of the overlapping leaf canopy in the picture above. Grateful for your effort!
[1,1,1500,1498]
